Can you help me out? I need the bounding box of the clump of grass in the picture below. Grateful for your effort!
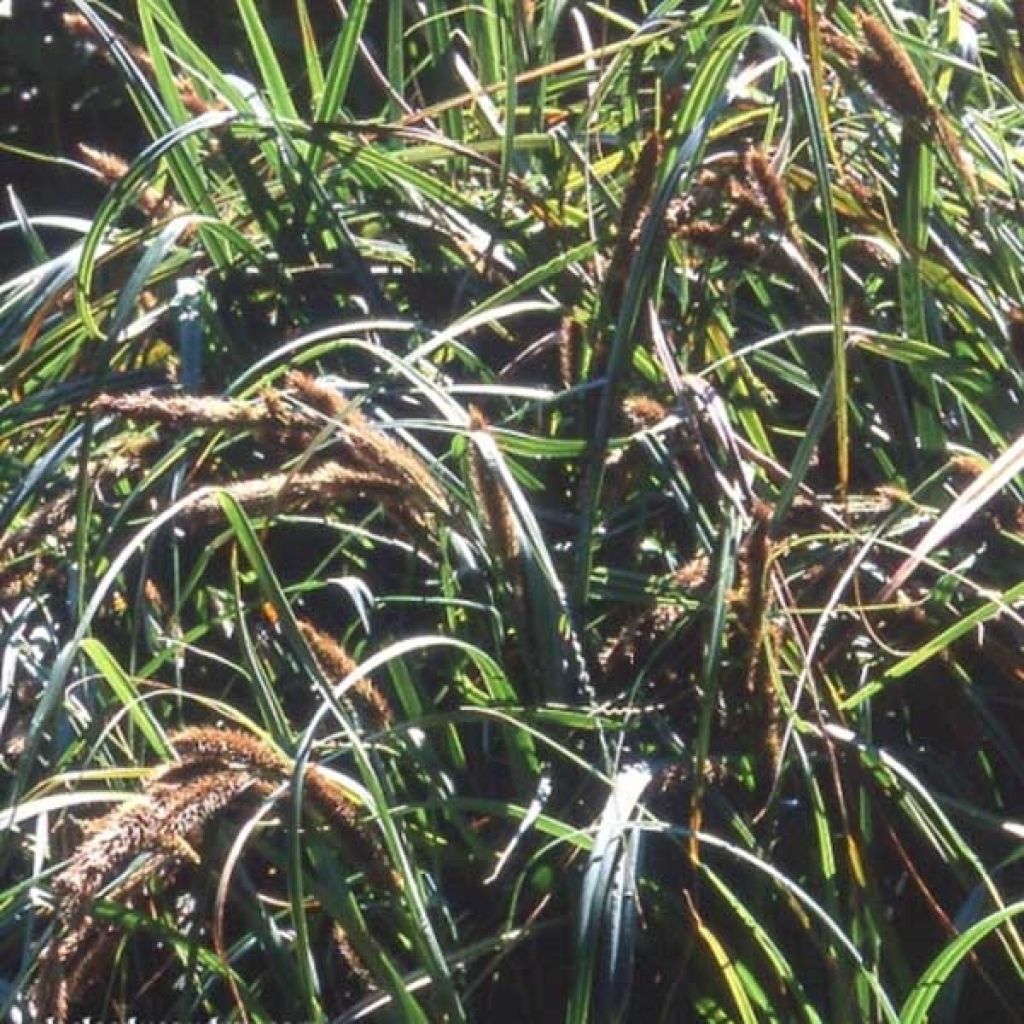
[3,0,1024,1020]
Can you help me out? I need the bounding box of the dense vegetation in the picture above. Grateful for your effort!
[2,1,1024,1020]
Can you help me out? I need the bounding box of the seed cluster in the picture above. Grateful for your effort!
[33,727,395,1018]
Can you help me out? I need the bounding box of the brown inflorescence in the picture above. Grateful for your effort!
[34,769,261,1018]
[736,502,783,789]
[87,378,448,559]
[949,453,990,478]
[92,388,314,435]
[557,315,584,390]
[332,922,375,997]
[605,131,663,314]
[63,12,219,116]
[285,371,451,519]
[677,219,767,264]
[467,406,520,567]
[821,21,864,64]
[340,407,450,517]
[934,116,979,196]
[744,147,793,233]
[285,369,350,419]
[297,619,394,731]
[622,394,668,429]
[77,144,180,220]
[165,724,290,776]
[34,724,398,1016]
[618,133,663,245]
[774,0,863,63]
[174,463,421,531]
[169,727,396,888]
[854,14,977,196]
[52,770,257,917]
[674,552,711,589]
[858,13,933,121]
[37,922,119,1022]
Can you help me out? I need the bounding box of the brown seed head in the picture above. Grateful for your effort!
[622,394,667,428]
[619,132,662,240]
[285,373,449,518]
[62,13,96,40]
[557,315,583,389]
[606,131,663,312]
[744,147,793,230]
[176,463,411,530]
[949,453,989,478]
[332,923,374,994]
[77,144,129,182]
[674,552,711,589]
[93,390,266,429]
[169,726,289,775]
[77,144,171,217]
[934,115,979,198]
[302,767,399,888]
[297,620,393,730]
[858,13,933,121]
[286,370,350,419]
[467,406,520,565]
